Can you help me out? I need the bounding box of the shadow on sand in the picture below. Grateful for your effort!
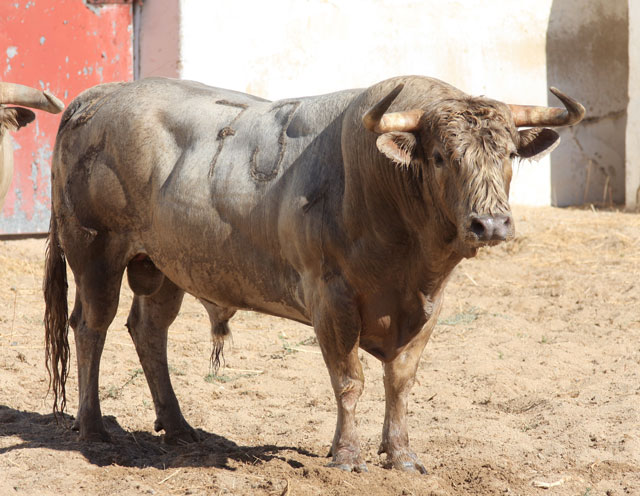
[0,405,318,470]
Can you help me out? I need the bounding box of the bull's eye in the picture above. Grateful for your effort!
[509,152,518,160]
[433,151,444,167]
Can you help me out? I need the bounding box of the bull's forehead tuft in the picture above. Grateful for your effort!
[427,98,517,161]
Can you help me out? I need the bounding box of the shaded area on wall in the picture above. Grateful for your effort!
[137,0,180,79]
[626,0,640,210]
[547,0,628,206]
[0,0,133,234]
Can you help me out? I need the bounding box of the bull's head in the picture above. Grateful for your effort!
[0,82,64,208]
[362,84,585,257]
[0,82,64,133]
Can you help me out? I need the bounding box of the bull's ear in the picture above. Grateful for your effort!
[517,127,561,161]
[0,107,36,132]
[376,132,418,167]
[14,107,36,128]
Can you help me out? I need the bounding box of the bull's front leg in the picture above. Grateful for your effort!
[310,277,367,472]
[379,322,435,474]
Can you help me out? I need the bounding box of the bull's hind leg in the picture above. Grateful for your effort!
[67,247,127,442]
[126,276,199,444]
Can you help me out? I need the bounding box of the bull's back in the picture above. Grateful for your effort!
[52,78,357,321]
[139,83,358,319]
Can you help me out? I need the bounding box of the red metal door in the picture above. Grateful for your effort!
[0,0,133,234]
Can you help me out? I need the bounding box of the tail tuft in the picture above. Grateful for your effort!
[209,322,231,375]
[43,216,70,415]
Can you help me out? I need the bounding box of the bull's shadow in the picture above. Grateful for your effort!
[0,405,316,470]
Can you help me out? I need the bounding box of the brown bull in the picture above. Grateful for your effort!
[0,83,64,208]
[44,76,584,473]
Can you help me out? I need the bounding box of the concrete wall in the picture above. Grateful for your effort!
[627,0,640,210]
[139,0,631,207]
[547,0,628,206]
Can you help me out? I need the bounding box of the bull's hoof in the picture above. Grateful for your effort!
[393,459,428,474]
[163,427,200,445]
[327,450,368,473]
[155,418,200,445]
[80,430,112,443]
[383,450,427,474]
[327,460,368,473]
[71,418,111,443]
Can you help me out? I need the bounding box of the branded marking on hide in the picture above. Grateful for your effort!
[209,100,248,177]
[249,101,300,182]
[64,87,125,132]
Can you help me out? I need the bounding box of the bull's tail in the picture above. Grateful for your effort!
[43,215,70,415]
[210,323,228,375]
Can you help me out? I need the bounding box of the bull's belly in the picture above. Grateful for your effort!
[141,235,311,324]
[124,141,308,318]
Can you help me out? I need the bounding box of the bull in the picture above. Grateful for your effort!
[0,83,64,208]
[44,76,584,472]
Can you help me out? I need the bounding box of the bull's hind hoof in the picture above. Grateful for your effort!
[155,418,200,445]
[80,430,112,443]
[72,418,112,443]
[163,428,200,446]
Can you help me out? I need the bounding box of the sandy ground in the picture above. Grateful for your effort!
[0,205,638,496]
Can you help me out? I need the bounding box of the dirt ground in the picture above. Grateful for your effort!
[0,205,638,495]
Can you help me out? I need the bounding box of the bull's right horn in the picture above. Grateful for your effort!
[363,84,424,133]
[0,82,65,114]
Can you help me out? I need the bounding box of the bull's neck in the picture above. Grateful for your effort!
[342,157,461,294]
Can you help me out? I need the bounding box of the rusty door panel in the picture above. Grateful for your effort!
[0,0,133,234]
[86,0,138,4]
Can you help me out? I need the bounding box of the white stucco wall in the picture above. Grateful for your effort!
[139,0,630,207]
[177,0,554,206]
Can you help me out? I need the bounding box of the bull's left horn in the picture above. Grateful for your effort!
[0,82,65,114]
[363,83,424,133]
[508,87,585,128]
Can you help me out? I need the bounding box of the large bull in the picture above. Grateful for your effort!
[0,83,64,208]
[44,76,584,472]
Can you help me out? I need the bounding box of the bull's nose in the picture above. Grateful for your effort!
[468,214,513,242]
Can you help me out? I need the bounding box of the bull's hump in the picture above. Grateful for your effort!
[203,91,357,185]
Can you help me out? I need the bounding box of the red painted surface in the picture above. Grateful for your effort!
[0,0,133,234]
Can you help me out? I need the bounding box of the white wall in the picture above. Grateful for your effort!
[177,0,554,205]
[140,0,629,207]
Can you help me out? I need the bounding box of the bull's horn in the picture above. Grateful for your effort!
[508,87,585,128]
[0,82,65,114]
[362,83,424,133]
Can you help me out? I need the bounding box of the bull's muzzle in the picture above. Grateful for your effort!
[468,214,514,243]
